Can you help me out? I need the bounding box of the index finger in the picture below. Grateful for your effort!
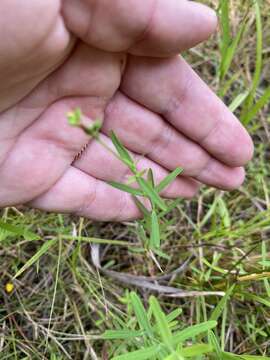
[121,55,254,167]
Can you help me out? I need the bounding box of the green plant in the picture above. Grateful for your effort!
[67,109,183,256]
[217,0,268,129]
[101,291,270,360]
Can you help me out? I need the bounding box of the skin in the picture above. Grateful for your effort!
[0,0,254,221]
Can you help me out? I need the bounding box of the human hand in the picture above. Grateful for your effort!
[0,0,253,221]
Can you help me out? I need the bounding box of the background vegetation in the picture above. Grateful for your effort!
[1,0,270,358]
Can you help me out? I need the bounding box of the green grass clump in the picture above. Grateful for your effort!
[102,290,270,360]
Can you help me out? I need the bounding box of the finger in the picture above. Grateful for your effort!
[29,166,142,221]
[63,0,217,56]
[73,133,200,199]
[103,92,246,190]
[121,56,254,167]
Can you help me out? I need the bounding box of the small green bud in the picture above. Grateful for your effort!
[67,108,82,126]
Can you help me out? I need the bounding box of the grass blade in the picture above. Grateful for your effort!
[112,346,160,360]
[149,211,160,249]
[241,0,263,122]
[229,91,249,112]
[181,343,213,357]
[172,321,217,345]
[147,169,155,188]
[242,86,270,126]
[208,330,222,359]
[210,286,235,322]
[13,238,57,279]
[217,197,231,229]
[156,168,183,194]
[220,16,246,81]
[150,296,173,349]
[243,293,270,307]
[130,292,153,338]
[133,197,151,218]
[219,0,231,60]
[166,309,182,323]
[102,330,144,340]
[108,181,144,196]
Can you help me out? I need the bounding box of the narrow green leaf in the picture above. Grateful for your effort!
[130,292,153,338]
[220,17,246,81]
[203,258,228,275]
[110,131,135,170]
[137,177,167,211]
[199,197,218,228]
[108,181,144,196]
[243,293,270,307]
[101,329,143,340]
[147,169,155,188]
[172,321,217,345]
[210,285,235,322]
[150,211,160,249]
[150,296,173,349]
[13,238,57,279]
[241,0,263,121]
[137,223,149,245]
[208,331,222,359]
[217,198,231,229]
[112,346,160,360]
[219,0,231,60]
[166,309,182,323]
[181,343,213,357]
[156,168,183,194]
[152,248,171,260]
[133,197,151,218]
[242,86,270,126]
[229,92,249,112]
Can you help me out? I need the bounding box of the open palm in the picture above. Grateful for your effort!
[0,0,253,221]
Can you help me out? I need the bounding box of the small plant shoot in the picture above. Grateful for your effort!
[67,109,183,252]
